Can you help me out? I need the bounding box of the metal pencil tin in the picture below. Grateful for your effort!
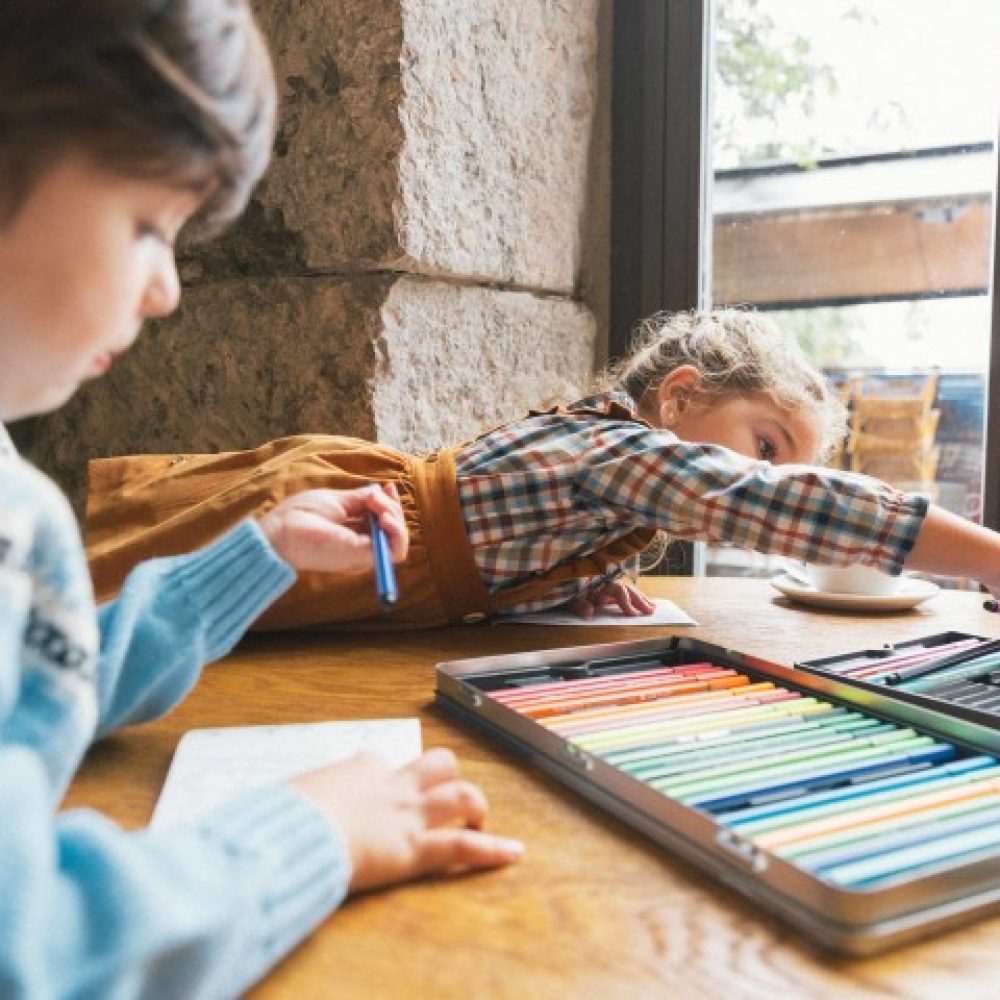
[435,635,1000,955]
[795,630,1000,727]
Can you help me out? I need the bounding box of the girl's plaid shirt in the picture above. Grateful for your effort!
[454,393,929,613]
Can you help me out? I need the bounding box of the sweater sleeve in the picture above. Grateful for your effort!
[95,519,295,738]
[575,424,929,573]
[0,745,350,999]
[0,461,352,997]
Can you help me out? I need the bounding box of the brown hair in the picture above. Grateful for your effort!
[0,0,276,235]
[597,308,848,461]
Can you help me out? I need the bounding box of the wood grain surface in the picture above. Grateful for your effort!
[62,578,1000,999]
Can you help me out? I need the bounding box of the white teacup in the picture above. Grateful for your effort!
[802,564,903,597]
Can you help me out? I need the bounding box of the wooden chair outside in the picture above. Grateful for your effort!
[846,371,940,498]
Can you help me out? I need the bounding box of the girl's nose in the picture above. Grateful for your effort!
[141,248,182,319]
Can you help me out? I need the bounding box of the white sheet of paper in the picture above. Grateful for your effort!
[498,597,696,627]
[152,718,422,828]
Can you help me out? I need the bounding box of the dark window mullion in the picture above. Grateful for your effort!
[662,0,710,313]
[611,1,709,361]
[980,130,1000,531]
[611,1,709,575]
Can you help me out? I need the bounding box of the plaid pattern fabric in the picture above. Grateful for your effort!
[455,392,929,613]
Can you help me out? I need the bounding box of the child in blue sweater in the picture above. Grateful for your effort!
[0,3,522,997]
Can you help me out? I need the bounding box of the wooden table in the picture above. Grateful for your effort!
[63,577,1000,999]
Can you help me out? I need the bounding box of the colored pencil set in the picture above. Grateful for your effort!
[801,634,1000,707]
[489,658,1000,888]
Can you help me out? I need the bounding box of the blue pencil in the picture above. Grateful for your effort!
[369,511,398,607]
[718,756,999,829]
[685,743,957,812]
[657,734,937,797]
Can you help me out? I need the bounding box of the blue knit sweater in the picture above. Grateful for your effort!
[0,449,351,998]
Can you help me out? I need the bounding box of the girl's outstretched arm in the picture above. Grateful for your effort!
[577,424,928,578]
[905,504,1000,594]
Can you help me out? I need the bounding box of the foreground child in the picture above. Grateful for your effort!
[87,308,1000,629]
[0,3,520,997]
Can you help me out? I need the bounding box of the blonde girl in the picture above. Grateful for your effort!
[88,308,1000,629]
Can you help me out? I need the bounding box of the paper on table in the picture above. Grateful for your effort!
[497,597,696,627]
[152,718,421,828]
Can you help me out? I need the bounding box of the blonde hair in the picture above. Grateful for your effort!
[596,308,848,461]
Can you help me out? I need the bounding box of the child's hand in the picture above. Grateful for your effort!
[566,579,655,619]
[259,483,408,575]
[290,748,524,892]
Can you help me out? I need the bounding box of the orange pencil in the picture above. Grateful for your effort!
[542,681,775,728]
[543,683,781,733]
[547,689,796,737]
[515,673,749,719]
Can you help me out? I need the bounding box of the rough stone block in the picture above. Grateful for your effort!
[198,0,597,293]
[13,275,595,511]
[11,275,392,509]
[373,276,596,449]
[395,0,598,292]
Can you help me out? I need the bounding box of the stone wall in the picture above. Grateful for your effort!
[13,0,603,511]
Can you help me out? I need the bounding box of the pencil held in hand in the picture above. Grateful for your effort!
[370,511,399,607]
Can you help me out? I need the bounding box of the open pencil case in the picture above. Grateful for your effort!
[794,630,1000,727]
[435,635,1000,954]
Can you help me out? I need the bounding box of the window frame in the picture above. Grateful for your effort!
[611,0,710,355]
[611,0,1000,534]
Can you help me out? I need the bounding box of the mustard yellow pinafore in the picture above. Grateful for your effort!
[85,405,656,630]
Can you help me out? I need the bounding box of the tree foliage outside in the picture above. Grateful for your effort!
[713,0,839,169]
[770,307,863,367]
[713,1,877,364]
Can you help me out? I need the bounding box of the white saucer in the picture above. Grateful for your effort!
[770,573,940,612]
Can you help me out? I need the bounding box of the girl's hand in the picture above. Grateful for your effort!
[259,483,408,575]
[567,579,655,619]
[290,748,524,893]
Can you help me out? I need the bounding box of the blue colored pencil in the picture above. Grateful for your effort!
[369,511,398,607]
[656,734,935,796]
[724,758,1000,835]
[685,743,957,812]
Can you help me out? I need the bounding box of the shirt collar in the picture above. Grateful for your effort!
[0,422,15,458]
[568,390,639,415]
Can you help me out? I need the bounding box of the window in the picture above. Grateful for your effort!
[612,0,1000,583]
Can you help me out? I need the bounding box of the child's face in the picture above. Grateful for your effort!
[670,391,821,465]
[0,153,202,421]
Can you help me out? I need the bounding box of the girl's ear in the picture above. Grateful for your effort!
[655,365,702,426]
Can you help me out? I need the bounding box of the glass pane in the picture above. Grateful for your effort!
[706,0,1000,587]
